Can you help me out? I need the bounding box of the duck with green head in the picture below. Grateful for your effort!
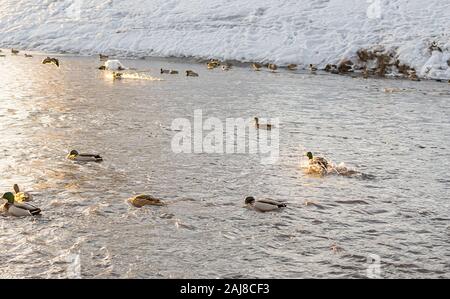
[67,150,103,162]
[245,196,286,212]
[306,151,329,173]
[13,184,32,202]
[1,192,41,217]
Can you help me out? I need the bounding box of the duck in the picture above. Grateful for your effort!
[99,54,109,61]
[24,54,33,58]
[254,117,273,130]
[0,54,5,58]
[13,184,32,202]
[305,152,329,173]
[128,194,166,208]
[42,57,60,67]
[160,68,179,75]
[244,196,286,212]
[324,64,339,74]
[207,61,220,69]
[112,72,123,80]
[287,64,298,71]
[11,49,19,55]
[252,63,262,71]
[309,64,318,72]
[186,70,199,77]
[221,63,232,71]
[1,192,41,217]
[268,64,277,72]
[67,150,103,162]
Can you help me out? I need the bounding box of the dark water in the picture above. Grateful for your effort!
[0,52,449,278]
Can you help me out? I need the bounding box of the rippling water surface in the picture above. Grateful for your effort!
[0,53,449,278]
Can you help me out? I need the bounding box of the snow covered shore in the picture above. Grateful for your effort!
[0,0,449,79]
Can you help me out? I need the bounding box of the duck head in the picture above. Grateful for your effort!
[306,152,313,160]
[2,192,15,204]
[254,117,259,125]
[245,197,256,205]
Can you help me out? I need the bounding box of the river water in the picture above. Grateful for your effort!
[0,53,449,278]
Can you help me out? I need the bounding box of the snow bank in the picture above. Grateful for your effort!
[0,0,449,79]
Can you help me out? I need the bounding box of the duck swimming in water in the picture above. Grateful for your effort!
[11,49,19,55]
[24,54,33,58]
[287,64,298,70]
[309,64,318,72]
[42,57,60,67]
[1,192,41,217]
[268,64,277,72]
[13,184,32,203]
[128,194,166,208]
[161,68,179,74]
[112,72,123,80]
[305,152,329,174]
[186,70,199,77]
[252,63,262,71]
[207,60,220,69]
[99,54,109,61]
[245,197,286,212]
[222,63,232,71]
[67,150,103,162]
[254,117,273,130]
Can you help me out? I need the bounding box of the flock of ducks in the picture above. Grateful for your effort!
[0,50,363,217]
[1,149,352,216]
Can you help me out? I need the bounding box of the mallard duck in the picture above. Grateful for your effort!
[42,57,60,67]
[186,70,199,77]
[287,64,297,70]
[222,63,232,71]
[207,61,220,69]
[306,152,329,172]
[245,197,286,212]
[252,63,262,71]
[309,64,318,72]
[24,54,33,58]
[13,184,32,202]
[268,64,277,72]
[160,69,178,75]
[67,150,103,162]
[99,54,109,61]
[11,49,19,55]
[112,72,123,80]
[254,117,273,130]
[128,194,166,208]
[1,192,41,217]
